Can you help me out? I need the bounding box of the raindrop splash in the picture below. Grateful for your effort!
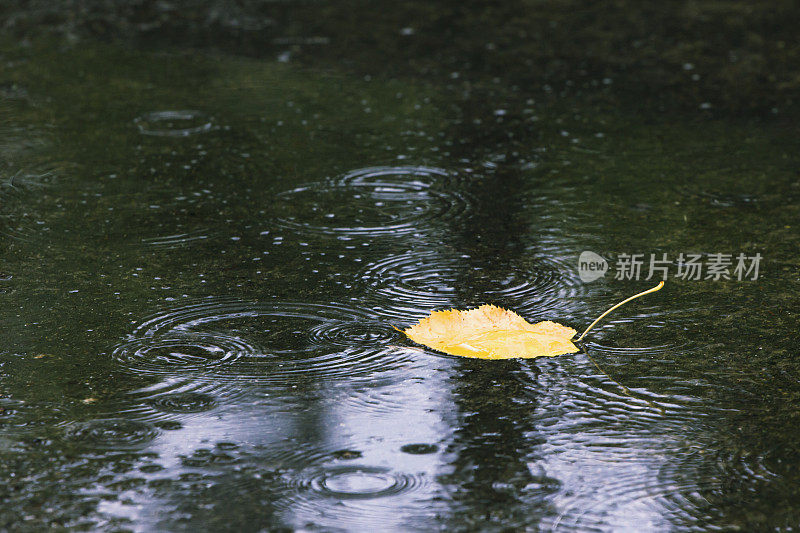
[134,110,214,137]
[63,419,159,450]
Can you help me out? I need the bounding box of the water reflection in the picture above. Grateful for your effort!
[99,339,456,530]
[443,360,560,529]
[99,290,454,531]
[434,161,565,529]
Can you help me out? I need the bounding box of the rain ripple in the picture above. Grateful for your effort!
[291,465,424,499]
[112,299,415,384]
[544,437,782,532]
[133,110,214,137]
[63,418,159,450]
[141,229,210,249]
[112,333,250,374]
[0,165,59,194]
[652,444,787,529]
[147,392,218,414]
[272,165,473,237]
[517,347,738,531]
[0,162,79,243]
[279,465,433,529]
[357,249,583,321]
[118,379,245,424]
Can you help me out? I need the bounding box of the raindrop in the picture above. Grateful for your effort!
[134,110,213,137]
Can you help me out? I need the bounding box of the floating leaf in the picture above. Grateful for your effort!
[403,305,578,359]
[401,282,664,359]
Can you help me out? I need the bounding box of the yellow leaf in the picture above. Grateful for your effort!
[402,305,579,359]
[401,282,664,360]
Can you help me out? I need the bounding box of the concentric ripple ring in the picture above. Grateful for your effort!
[272,166,472,236]
[293,466,424,500]
[64,418,159,450]
[357,249,582,320]
[113,299,417,383]
[134,110,213,137]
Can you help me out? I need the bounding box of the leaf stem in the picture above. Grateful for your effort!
[577,281,664,342]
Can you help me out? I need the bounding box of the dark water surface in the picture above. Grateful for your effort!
[1,4,800,531]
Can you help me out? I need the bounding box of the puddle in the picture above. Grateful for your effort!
[0,10,798,532]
